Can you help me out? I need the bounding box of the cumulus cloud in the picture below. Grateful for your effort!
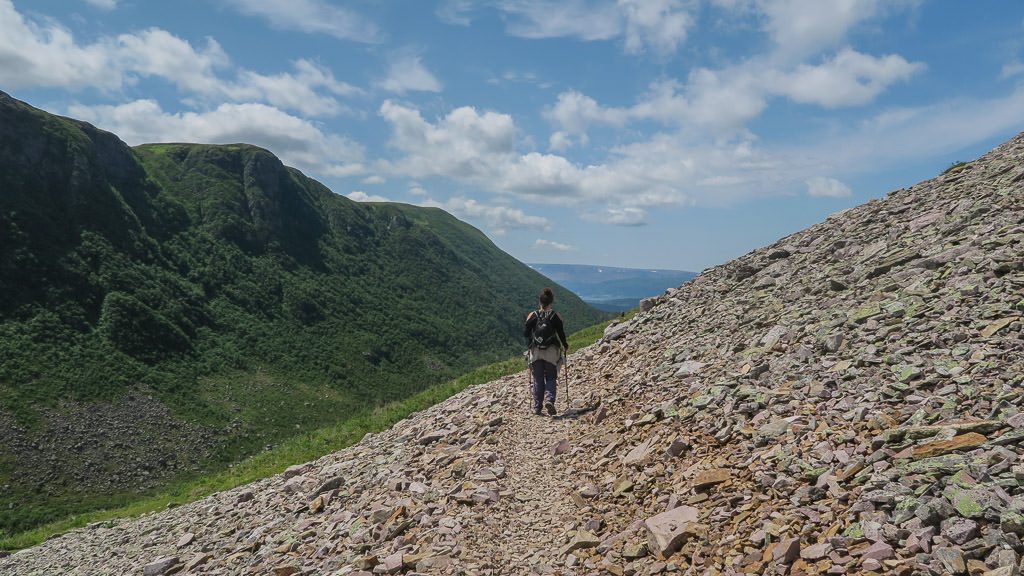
[755,0,882,59]
[232,59,360,116]
[1002,61,1024,79]
[618,0,695,54]
[444,0,695,55]
[379,100,517,179]
[84,0,118,9]
[377,55,442,94]
[582,207,648,226]
[220,0,381,43]
[534,239,575,252]
[420,196,550,235]
[805,176,852,198]
[546,50,920,138]
[0,2,357,117]
[548,131,573,151]
[348,191,390,202]
[68,99,365,177]
[361,175,386,185]
[768,49,923,107]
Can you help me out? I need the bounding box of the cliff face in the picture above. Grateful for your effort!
[3,125,1022,574]
[0,92,606,537]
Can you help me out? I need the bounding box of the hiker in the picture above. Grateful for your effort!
[524,287,569,416]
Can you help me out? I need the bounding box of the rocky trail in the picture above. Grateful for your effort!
[2,132,1023,575]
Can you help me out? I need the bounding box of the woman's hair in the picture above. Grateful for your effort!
[538,287,554,307]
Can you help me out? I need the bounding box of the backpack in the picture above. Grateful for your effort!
[530,309,558,349]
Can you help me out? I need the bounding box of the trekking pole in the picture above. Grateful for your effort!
[564,352,570,405]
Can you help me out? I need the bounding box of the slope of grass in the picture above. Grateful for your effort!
[0,319,614,552]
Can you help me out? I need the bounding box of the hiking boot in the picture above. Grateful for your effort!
[545,401,556,416]
[533,407,542,416]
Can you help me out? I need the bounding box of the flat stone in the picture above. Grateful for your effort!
[981,317,1017,337]
[934,546,967,575]
[380,552,404,574]
[941,517,978,545]
[1000,510,1024,536]
[176,532,194,548]
[772,537,800,564]
[912,433,988,459]
[143,557,179,576]
[623,438,654,466]
[674,360,705,377]
[691,468,730,489]
[666,437,688,457]
[861,541,893,561]
[800,542,831,561]
[560,530,601,555]
[417,429,449,445]
[644,506,700,559]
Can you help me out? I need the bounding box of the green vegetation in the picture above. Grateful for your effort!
[0,320,610,552]
[0,92,609,537]
[943,160,968,174]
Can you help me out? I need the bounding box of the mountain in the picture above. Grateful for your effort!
[6,124,1021,574]
[0,92,606,536]
[529,263,698,312]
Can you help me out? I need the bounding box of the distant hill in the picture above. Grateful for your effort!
[529,263,697,311]
[0,91,605,536]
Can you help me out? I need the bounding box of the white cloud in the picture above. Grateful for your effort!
[348,191,390,202]
[420,196,550,234]
[0,2,356,117]
[436,0,476,25]
[361,175,386,185]
[619,0,695,54]
[805,176,852,198]
[379,100,517,179]
[84,0,118,9]
[534,239,575,251]
[115,28,231,94]
[220,0,381,43]
[232,59,359,116]
[0,1,160,90]
[67,99,365,178]
[379,82,1024,228]
[769,49,923,107]
[583,207,648,226]
[548,131,573,151]
[809,85,1024,171]
[546,49,921,138]
[502,1,622,41]
[408,184,428,196]
[1002,60,1024,79]
[377,55,442,94]
[754,0,881,59]
[467,0,696,55]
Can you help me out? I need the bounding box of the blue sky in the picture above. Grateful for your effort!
[3,0,1023,271]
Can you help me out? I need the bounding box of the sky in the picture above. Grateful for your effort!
[2,1,1023,272]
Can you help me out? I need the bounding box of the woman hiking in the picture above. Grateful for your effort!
[524,287,569,416]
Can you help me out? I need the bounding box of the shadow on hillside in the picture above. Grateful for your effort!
[553,404,598,421]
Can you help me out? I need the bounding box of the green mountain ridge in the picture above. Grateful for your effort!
[0,92,606,535]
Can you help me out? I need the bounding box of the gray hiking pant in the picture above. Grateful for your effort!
[531,360,557,410]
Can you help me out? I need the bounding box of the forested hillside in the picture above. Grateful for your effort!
[0,91,606,535]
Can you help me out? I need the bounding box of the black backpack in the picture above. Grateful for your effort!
[530,309,558,349]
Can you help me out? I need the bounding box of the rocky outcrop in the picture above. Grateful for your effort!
[3,134,1023,575]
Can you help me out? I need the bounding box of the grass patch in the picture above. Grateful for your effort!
[943,160,968,175]
[0,319,612,552]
